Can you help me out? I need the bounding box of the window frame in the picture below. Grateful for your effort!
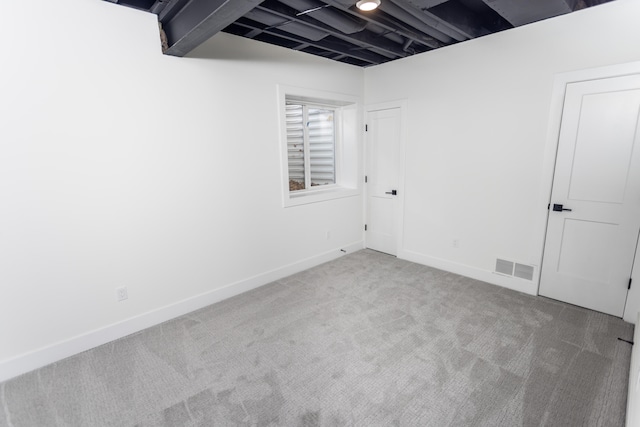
[277,85,361,208]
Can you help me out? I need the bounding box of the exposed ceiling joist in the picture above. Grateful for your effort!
[232,19,386,64]
[255,0,408,58]
[319,0,441,49]
[107,0,616,66]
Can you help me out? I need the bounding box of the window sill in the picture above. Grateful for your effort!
[283,186,359,207]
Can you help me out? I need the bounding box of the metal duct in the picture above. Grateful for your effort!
[322,0,355,7]
[482,0,572,26]
[365,22,405,45]
[426,1,490,38]
[245,8,287,26]
[278,0,367,34]
[390,3,472,42]
[253,4,403,59]
[379,0,457,43]
[321,0,440,49]
[406,0,449,8]
[245,9,330,41]
[150,0,170,14]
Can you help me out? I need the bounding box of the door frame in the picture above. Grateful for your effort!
[364,99,408,257]
[535,61,640,322]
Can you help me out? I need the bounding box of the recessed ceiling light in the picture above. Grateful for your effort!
[356,0,380,11]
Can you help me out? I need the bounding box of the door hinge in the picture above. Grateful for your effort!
[547,203,550,210]
[364,224,367,231]
[629,278,633,290]
[365,175,368,183]
[365,124,368,132]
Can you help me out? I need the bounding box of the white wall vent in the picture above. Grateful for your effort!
[495,258,535,281]
[514,263,535,281]
[495,259,514,276]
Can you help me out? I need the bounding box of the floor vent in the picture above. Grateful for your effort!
[514,263,535,281]
[495,258,535,281]
[495,259,514,276]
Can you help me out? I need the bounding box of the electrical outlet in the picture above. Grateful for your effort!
[326,230,331,240]
[116,286,128,302]
[452,239,460,248]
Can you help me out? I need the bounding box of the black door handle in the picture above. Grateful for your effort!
[552,203,572,212]
[385,190,397,195]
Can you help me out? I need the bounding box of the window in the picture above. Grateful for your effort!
[278,86,361,207]
[286,103,336,192]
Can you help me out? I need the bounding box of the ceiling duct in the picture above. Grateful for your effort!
[150,0,173,15]
[322,0,441,49]
[406,0,449,8]
[481,0,573,26]
[426,1,490,38]
[245,8,330,41]
[386,0,471,41]
[278,0,367,34]
[253,2,406,59]
[378,0,456,43]
[365,22,405,45]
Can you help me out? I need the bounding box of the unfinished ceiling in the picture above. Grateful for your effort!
[107,0,613,66]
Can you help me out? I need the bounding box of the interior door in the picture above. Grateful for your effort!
[539,74,640,317]
[365,107,401,256]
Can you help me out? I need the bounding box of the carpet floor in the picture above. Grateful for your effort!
[0,249,634,426]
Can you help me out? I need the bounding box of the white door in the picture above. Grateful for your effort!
[539,74,640,317]
[365,107,402,255]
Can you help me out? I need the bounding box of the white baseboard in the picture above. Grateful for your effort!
[398,249,538,296]
[0,241,364,383]
[627,312,640,427]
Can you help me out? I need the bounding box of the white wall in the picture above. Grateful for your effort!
[364,0,640,318]
[0,0,364,380]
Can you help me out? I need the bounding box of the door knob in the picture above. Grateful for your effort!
[552,203,572,212]
[385,190,397,195]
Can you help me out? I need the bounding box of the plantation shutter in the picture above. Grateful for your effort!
[286,101,336,192]
[308,107,336,186]
[286,104,305,190]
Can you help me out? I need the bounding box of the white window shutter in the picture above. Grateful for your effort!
[286,104,305,190]
[308,107,335,186]
[285,102,336,192]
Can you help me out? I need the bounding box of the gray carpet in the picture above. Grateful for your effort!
[0,249,634,426]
